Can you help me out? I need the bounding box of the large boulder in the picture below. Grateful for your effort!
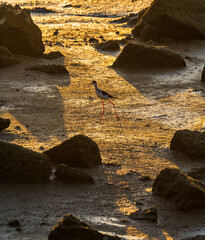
[0,141,52,183]
[112,42,186,68]
[152,168,205,210]
[132,0,205,41]
[54,164,94,184]
[44,135,102,168]
[0,117,10,131]
[0,45,19,68]
[0,4,45,56]
[48,213,121,240]
[170,130,205,159]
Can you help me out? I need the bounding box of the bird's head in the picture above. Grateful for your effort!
[91,80,97,86]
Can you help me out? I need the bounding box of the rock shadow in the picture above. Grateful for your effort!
[0,55,70,143]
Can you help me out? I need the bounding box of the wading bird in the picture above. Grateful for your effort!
[91,80,119,123]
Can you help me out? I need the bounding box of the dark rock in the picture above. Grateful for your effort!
[95,40,120,51]
[55,164,94,184]
[48,213,121,240]
[43,51,64,59]
[28,7,57,14]
[112,42,186,68]
[181,235,205,240]
[0,117,10,131]
[132,0,205,41]
[139,175,151,181]
[26,64,68,75]
[128,8,148,26]
[130,207,158,222]
[170,130,205,159]
[187,167,205,180]
[139,24,159,41]
[62,4,82,8]
[0,141,52,183]
[152,168,205,210]
[110,13,138,24]
[44,135,102,168]
[53,30,59,36]
[8,220,20,227]
[89,38,99,44]
[201,65,205,82]
[0,4,45,56]
[0,45,19,68]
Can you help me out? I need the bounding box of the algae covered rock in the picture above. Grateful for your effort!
[132,0,205,41]
[0,4,45,56]
[152,168,205,210]
[48,213,121,240]
[0,141,52,183]
[44,135,102,168]
[170,130,205,159]
[112,42,186,68]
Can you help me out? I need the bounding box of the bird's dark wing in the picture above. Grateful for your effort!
[101,90,114,98]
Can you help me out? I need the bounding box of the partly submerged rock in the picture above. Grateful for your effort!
[112,42,186,68]
[26,64,68,75]
[0,117,10,131]
[170,130,205,159]
[48,213,121,240]
[43,51,64,59]
[95,40,120,51]
[201,65,205,82]
[55,164,94,184]
[130,207,158,222]
[0,141,52,183]
[0,45,19,68]
[152,168,205,210]
[44,135,102,168]
[132,0,205,41]
[0,4,45,56]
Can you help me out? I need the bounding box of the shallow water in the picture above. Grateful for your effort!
[1,0,205,239]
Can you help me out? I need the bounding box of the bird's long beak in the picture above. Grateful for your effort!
[90,83,93,85]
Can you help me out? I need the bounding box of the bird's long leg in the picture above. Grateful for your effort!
[108,99,119,120]
[100,99,105,123]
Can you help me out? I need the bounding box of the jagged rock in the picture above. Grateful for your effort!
[0,141,52,183]
[0,45,19,68]
[55,164,95,184]
[0,4,45,56]
[170,130,205,159]
[130,207,157,222]
[26,64,68,75]
[201,65,205,82]
[112,42,186,68]
[43,51,64,59]
[95,40,120,51]
[48,213,121,240]
[152,168,205,210]
[0,117,10,131]
[132,0,205,41]
[44,135,102,168]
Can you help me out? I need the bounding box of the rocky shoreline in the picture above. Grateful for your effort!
[1,0,205,239]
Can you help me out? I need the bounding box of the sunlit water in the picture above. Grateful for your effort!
[1,0,205,239]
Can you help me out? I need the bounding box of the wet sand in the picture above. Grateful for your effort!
[1,0,205,239]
